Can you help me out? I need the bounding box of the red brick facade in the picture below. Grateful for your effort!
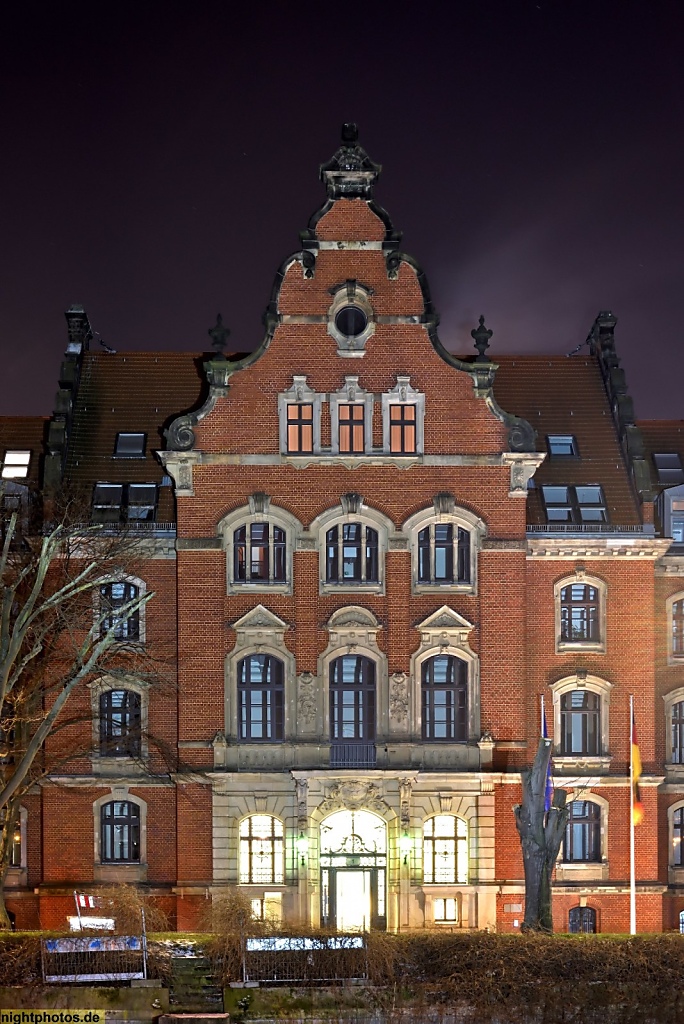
[2,126,683,933]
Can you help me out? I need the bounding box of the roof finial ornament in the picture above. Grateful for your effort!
[320,123,381,199]
[208,313,230,356]
[471,315,493,363]
[341,122,359,145]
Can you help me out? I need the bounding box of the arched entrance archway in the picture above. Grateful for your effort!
[319,809,387,931]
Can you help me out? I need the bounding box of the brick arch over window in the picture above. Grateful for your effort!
[554,571,606,654]
[218,498,303,596]
[403,498,485,596]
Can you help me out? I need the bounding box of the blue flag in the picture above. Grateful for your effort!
[542,706,553,813]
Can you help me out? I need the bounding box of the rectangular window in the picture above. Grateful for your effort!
[389,404,416,453]
[542,485,608,523]
[434,897,459,923]
[1,451,31,479]
[127,484,157,521]
[93,484,157,523]
[654,453,684,486]
[286,404,314,453]
[547,435,578,457]
[93,484,124,523]
[339,404,365,453]
[114,433,146,458]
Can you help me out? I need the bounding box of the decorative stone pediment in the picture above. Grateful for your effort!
[230,605,290,654]
[317,780,390,818]
[328,606,379,630]
[232,605,289,632]
[326,606,382,653]
[416,606,475,650]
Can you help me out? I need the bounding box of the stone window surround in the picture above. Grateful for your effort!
[5,804,27,887]
[409,607,480,744]
[88,674,149,770]
[663,686,684,772]
[277,376,324,456]
[549,673,613,772]
[422,813,469,886]
[309,498,393,596]
[555,790,609,882]
[225,606,296,744]
[329,377,374,455]
[380,376,425,455]
[554,569,607,655]
[403,498,485,596]
[666,591,684,665]
[667,799,684,883]
[218,497,303,596]
[238,812,286,886]
[93,574,148,645]
[93,788,148,882]
[316,606,389,743]
[326,281,376,357]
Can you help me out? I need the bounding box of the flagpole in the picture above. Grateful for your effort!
[629,694,636,935]
[540,694,545,736]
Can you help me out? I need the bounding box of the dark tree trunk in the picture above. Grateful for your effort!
[513,736,569,932]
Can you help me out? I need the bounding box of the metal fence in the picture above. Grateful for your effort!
[243,935,367,984]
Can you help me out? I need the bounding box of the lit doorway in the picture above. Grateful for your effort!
[320,809,387,931]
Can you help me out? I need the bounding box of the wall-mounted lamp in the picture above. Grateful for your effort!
[399,830,411,866]
[296,831,309,866]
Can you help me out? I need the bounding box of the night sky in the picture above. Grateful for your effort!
[1,1,682,418]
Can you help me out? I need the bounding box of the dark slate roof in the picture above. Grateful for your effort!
[493,355,641,525]
[64,351,205,521]
[0,416,49,488]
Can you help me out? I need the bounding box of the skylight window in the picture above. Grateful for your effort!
[653,453,684,486]
[1,451,31,479]
[547,435,578,457]
[541,485,608,524]
[114,433,146,458]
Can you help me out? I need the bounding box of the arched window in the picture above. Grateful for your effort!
[99,581,140,642]
[233,524,286,583]
[422,655,468,741]
[326,524,378,583]
[563,801,601,862]
[99,690,141,757]
[423,815,468,884]
[560,691,601,756]
[672,702,684,764]
[568,906,596,933]
[238,655,284,741]
[239,814,284,884]
[418,525,470,584]
[674,808,684,867]
[330,655,376,744]
[673,599,684,658]
[101,801,140,863]
[560,584,599,643]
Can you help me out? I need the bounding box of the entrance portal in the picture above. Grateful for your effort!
[320,809,387,931]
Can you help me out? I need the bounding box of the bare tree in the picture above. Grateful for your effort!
[0,495,158,929]
[513,736,570,932]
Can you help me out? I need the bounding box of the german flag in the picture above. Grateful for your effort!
[632,710,644,826]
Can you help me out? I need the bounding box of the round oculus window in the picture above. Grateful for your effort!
[334,305,368,338]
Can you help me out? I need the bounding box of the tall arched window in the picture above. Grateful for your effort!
[417,525,470,584]
[568,906,596,933]
[560,691,601,756]
[423,815,468,884]
[560,584,599,643]
[239,815,284,884]
[99,582,140,642]
[673,599,684,658]
[101,801,140,863]
[330,655,376,767]
[422,655,468,741]
[672,702,684,764]
[238,655,284,741]
[674,807,684,867]
[563,801,601,862]
[326,524,378,583]
[99,690,141,757]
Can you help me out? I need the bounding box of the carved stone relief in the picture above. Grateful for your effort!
[297,672,317,728]
[389,672,409,723]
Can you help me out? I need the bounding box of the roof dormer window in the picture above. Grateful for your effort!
[1,451,30,479]
[114,433,146,458]
[653,453,684,486]
[547,435,578,457]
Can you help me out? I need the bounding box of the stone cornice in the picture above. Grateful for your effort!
[527,537,671,560]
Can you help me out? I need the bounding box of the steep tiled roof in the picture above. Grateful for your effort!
[64,351,205,521]
[0,416,49,488]
[493,355,641,525]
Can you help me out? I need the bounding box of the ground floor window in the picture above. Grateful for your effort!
[433,896,461,923]
[568,906,596,933]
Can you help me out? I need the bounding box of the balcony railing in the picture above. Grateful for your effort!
[527,523,652,535]
[330,743,376,769]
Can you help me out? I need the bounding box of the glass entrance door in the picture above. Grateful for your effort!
[320,809,387,931]
[336,870,371,931]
